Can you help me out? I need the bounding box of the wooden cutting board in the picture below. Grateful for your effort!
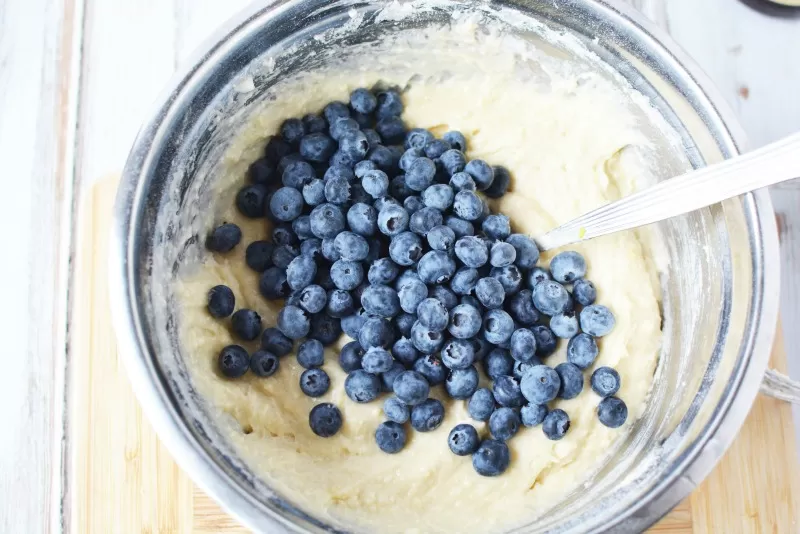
[69,179,799,533]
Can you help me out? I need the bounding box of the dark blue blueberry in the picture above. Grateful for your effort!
[358,317,395,349]
[345,369,381,403]
[398,278,428,314]
[416,298,449,331]
[277,305,310,340]
[445,216,475,238]
[490,265,523,295]
[326,289,354,318]
[413,354,447,385]
[506,290,538,325]
[206,223,242,252]
[277,153,304,175]
[341,309,367,340]
[404,128,434,150]
[580,305,616,337]
[543,409,571,440]
[483,348,514,379]
[250,350,279,377]
[310,203,346,239]
[399,147,424,172]
[375,116,406,144]
[572,279,597,306]
[329,117,360,142]
[375,421,407,454]
[468,388,496,421]
[567,333,599,369]
[362,347,394,374]
[367,145,395,172]
[361,285,401,318]
[300,368,330,397]
[313,309,342,342]
[321,237,341,262]
[286,255,317,291]
[280,118,306,145]
[352,111,373,129]
[389,231,424,266]
[375,89,403,119]
[443,131,467,152]
[598,397,628,428]
[555,362,584,400]
[302,113,327,134]
[452,191,482,221]
[532,280,571,316]
[269,187,304,222]
[472,338,492,361]
[324,175,351,205]
[549,251,587,283]
[521,403,548,427]
[481,215,510,240]
[300,238,323,260]
[271,244,299,270]
[389,175,413,200]
[406,157,436,191]
[482,309,514,345]
[368,258,400,285]
[484,166,511,198]
[411,321,445,354]
[450,267,478,296]
[493,375,524,408]
[346,203,378,237]
[394,315,417,340]
[409,207,443,235]
[520,365,561,404]
[455,236,488,268]
[332,231,368,262]
[381,361,405,392]
[309,403,342,437]
[330,260,364,291]
[291,216,313,240]
[489,407,520,441]
[448,303,482,339]
[285,290,303,307]
[417,251,456,285]
[324,163,356,182]
[551,311,579,339]
[362,169,390,199]
[354,159,378,178]
[449,172,476,192]
[207,285,235,318]
[395,270,421,289]
[297,285,326,314]
[231,309,262,341]
[441,338,475,370]
[362,129,381,149]
[528,267,552,289]
[472,439,510,476]
[302,178,326,206]
[300,133,337,162]
[532,325,558,357]
[510,328,538,363]
[475,277,505,309]
[424,139,451,159]
[339,340,364,372]
[349,88,377,114]
[440,149,466,176]
[410,398,445,432]
[297,339,324,369]
[259,267,290,300]
[464,159,494,191]
[513,359,540,382]
[261,327,293,356]
[393,370,430,406]
[505,234,539,270]
[265,137,292,162]
[446,366,479,399]
[430,285,458,310]
[591,367,621,397]
[421,226,453,254]
[218,345,250,378]
[248,158,276,185]
[421,184,454,211]
[323,100,350,124]
[403,195,425,214]
[236,184,268,218]
[448,424,479,456]
[384,396,410,424]
[282,160,316,189]
[245,241,275,272]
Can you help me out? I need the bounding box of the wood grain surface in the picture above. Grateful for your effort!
[69,178,798,533]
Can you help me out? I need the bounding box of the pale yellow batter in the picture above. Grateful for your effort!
[175,21,674,534]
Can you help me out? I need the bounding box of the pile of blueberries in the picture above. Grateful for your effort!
[204,86,628,477]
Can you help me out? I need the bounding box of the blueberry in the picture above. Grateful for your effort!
[349,88,377,114]
[422,184,454,211]
[521,365,561,404]
[551,311,579,339]
[532,280,571,316]
[290,217,313,241]
[243,241,274,273]
[299,284,327,314]
[294,339,323,369]
[455,236,488,268]
[521,403,548,427]
[482,309,514,345]
[269,187,304,222]
[505,234,539,270]
[448,424,480,456]
[374,421,407,454]
[322,99,350,123]
[572,279,597,307]
[343,205,376,238]
[541,409,569,440]
[452,190,482,221]
[250,350,279,377]
[527,267,552,289]
[302,113,327,134]
[373,195,400,213]
[235,184,268,218]
[367,145,395,171]
[339,341,364,372]
[344,369,381,403]
[395,197,418,216]
[445,216,475,238]
[446,366,479,399]
[206,223,242,252]
[321,238,341,263]
[207,285,235,318]
[271,244,299,270]
[506,290,538,326]
[472,439,510,477]
[377,204,410,237]
[479,216,508,241]
[466,388,494,422]
[359,346,392,374]
[389,370,429,406]
[286,255,317,291]
[399,148,424,174]
[300,238,323,260]
[309,203,345,239]
[580,305,616,337]
[410,321,445,354]
[416,251,455,286]
[364,259,397,287]
[598,396,628,428]
[261,327,293,356]
[406,157,436,191]
[375,116,406,144]
[567,333,599,369]
[329,117,360,142]
[362,129,382,149]
[358,317,394,349]
[277,305,310,340]
[549,251,587,283]
[412,299,446,332]
[218,345,250,378]
[413,354,447,385]
[360,285,401,318]
[282,160,315,190]
[300,133,337,162]
[509,328,538,363]
[383,397,410,424]
[484,165,511,199]
[330,260,364,291]
[441,338,475,370]
[450,267,478,296]
[398,279,428,315]
[475,277,505,309]
[359,170,387,199]
[409,207,443,235]
[231,309,262,341]
[430,285,458,310]
[324,162,355,182]
[300,179,325,207]
[259,267,290,300]
[354,160,378,178]
[324,289,353,318]
[331,232,367,262]
[380,362,404,392]
[513,360,542,382]
[448,303,482,339]
[410,398,445,432]
[424,139,450,159]
[248,158,276,185]
[389,231,424,266]
[375,89,403,119]
[277,153,304,175]
[490,265,523,295]
[324,177,351,209]
[309,403,342,437]
[341,309,367,339]
[395,269,422,290]
[483,348,514,379]
[527,326,555,358]
[550,363,583,402]
[490,242,517,268]
[491,375,522,408]
[591,367,621,397]
[464,159,494,191]
[443,131,467,152]
[449,171,476,192]
[300,368,330,397]
[489,407,520,441]
[472,337,492,361]
[440,149,466,176]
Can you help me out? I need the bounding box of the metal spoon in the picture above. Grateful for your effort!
[535,131,800,251]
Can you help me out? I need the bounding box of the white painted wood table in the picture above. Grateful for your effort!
[1,0,799,531]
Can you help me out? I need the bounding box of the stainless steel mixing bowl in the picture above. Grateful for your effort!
[110,0,780,532]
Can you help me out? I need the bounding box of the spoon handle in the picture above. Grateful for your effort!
[535,132,800,251]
